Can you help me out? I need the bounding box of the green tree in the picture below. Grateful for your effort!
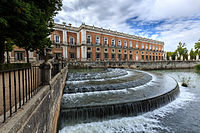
[175,42,188,60]
[167,52,176,60]
[194,39,200,56]
[0,0,32,63]
[0,0,62,63]
[15,0,62,63]
[189,48,196,60]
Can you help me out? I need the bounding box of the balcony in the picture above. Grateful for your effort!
[86,41,92,45]
[96,43,100,45]
[69,42,76,46]
[104,43,108,47]
[54,40,61,44]
[111,44,115,47]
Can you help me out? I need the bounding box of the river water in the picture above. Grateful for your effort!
[59,69,200,133]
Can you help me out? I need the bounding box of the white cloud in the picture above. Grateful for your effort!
[54,0,200,51]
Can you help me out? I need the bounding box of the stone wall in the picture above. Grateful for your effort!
[0,66,68,133]
[67,61,200,70]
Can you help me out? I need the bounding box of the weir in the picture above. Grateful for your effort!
[58,69,179,130]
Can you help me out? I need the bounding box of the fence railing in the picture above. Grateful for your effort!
[0,66,41,123]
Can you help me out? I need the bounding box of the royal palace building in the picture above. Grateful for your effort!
[50,23,165,62]
[6,23,165,63]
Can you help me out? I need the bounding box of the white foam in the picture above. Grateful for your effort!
[59,85,196,133]
[66,70,133,84]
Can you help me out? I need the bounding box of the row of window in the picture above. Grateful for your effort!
[54,35,75,44]
[87,47,163,56]
[69,52,163,61]
[54,34,163,51]
[87,35,163,50]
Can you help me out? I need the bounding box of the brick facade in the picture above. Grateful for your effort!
[7,23,165,63]
[51,23,165,62]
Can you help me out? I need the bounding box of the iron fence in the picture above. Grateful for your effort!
[0,66,41,123]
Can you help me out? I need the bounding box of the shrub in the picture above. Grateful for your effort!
[194,64,200,71]
[178,75,191,87]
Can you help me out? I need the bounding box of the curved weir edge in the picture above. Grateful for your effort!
[60,78,180,122]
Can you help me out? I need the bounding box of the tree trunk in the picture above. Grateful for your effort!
[26,49,29,63]
[6,44,10,64]
[0,41,5,64]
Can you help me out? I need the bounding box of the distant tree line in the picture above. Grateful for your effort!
[0,0,62,63]
[167,40,200,60]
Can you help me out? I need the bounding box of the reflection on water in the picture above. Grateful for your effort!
[59,69,200,133]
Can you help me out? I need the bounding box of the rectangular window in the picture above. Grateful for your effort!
[136,42,138,49]
[112,39,115,46]
[55,53,62,59]
[124,54,127,60]
[70,37,74,44]
[96,53,101,59]
[104,53,108,59]
[142,43,144,49]
[124,41,127,47]
[15,52,24,61]
[118,54,121,60]
[149,44,151,50]
[87,52,92,59]
[142,55,144,60]
[70,53,75,59]
[104,37,108,45]
[129,54,132,60]
[129,41,132,48]
[118,40,121,46]
[55,35,60,43]
[146,44,148,49]
[112,54,115,59]
[96,36,100,44]
[87,47,91,50]
[146,55,148,60]
[87,35,91,44]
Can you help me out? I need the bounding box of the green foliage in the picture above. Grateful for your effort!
[0,63,31,71]
[175,42,188,60]
[194,64,200,71]
[189,48,196,60]
[167,52,176,60]
[194,40,200,56]
[0,0,63,63]
[178,75,191,87]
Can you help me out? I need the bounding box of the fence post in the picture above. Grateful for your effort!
[40,61,52,85]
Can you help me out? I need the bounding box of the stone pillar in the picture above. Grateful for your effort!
[196,54,199,61]
[188,55,191,60]
[169,56,172,61]
[175,55,177,61]
[181,55,183,61]
[40,61,52,85]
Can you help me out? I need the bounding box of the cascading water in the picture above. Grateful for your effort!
[58,68,181,132]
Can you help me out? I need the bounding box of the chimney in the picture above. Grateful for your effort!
[68,23,72,27]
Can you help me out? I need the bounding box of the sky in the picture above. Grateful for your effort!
[54,0,200,51]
